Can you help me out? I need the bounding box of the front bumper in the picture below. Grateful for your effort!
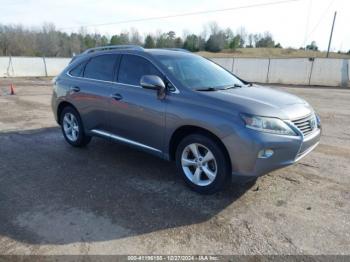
[222,127,321,177]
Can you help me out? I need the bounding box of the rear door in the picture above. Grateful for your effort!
[107,54,166,152]
[68,54,119,131]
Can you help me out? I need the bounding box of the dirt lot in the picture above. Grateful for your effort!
[0,78,349,255]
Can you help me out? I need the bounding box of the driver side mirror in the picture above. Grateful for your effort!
[140,75,166,99]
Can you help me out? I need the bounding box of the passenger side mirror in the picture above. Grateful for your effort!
[140,75,166,99]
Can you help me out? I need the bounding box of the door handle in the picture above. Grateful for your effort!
[70,86,80,92]
[111,93,123,101]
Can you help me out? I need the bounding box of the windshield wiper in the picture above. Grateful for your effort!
[195,87,221,91]
[196,83,248,92]
[222,84,243,90]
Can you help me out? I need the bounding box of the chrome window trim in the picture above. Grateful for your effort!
[66,52,180,94]
[91,129,162,153]
[117,82,141,88]
[67,72,116,85]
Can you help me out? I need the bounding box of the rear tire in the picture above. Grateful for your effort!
[60,106,91,147]
[175,134,231,194]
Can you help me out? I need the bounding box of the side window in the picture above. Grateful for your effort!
[118,55,162,86]
[84,55,118,81]
[69,62,86,77]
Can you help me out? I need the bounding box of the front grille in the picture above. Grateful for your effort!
[291,114,316,136]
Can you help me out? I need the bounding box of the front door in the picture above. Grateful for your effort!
[107,54,166,152]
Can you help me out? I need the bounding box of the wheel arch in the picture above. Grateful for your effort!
[57,101,79,125]
[168,125,232,170]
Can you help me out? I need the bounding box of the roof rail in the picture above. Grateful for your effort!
[162,48,191,53]
[82,45,144,54]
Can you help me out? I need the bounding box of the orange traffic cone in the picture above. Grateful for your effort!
[10,84,15,95]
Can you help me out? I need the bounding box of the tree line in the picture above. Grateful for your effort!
[0,22,327,57]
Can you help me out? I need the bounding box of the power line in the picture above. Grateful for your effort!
[59,0,303,30]
[302,0,313,48]
[304,0,336,43]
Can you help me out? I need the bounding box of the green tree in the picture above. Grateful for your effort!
[229,35,241,50]
[144,35,155,48]
[167,31,176,40]
[255,32,275,48]
[157,31,181,48]
[100,36,109,46]
[84,35,95,49]
[224,28,234,49]
[174,37,183,48]
[306,41,318,51]
[165,31,176,47]
[205,32,225,52]
[155,33,168,48]
[247,34,254,48]
[237,27,247,48]
[274,43,282,48]
[183,34,200,52]
[110,33,129,45]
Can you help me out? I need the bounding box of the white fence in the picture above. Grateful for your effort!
[233,58,269,83]
[212,57,349,87]
[0,56,349,87]
[0,56,71,78]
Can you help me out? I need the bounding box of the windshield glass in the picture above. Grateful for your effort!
[156,54,244,90]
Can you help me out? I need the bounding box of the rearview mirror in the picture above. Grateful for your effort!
[140,75,166,99]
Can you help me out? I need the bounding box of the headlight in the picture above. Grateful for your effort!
[240,113,297,136]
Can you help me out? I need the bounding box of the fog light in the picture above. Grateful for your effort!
[258,149,274,159]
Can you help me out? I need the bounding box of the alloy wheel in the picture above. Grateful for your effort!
[63,113,79,142]
[181,143,217,186]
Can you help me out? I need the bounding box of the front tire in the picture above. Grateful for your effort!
[60,106,91,147]
[175,134,231,194]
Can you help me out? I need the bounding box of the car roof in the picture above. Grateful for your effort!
[69,46,197,66]
[144,48,194,57]
[80,45,194,57]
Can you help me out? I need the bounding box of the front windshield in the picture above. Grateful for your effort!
[156,54,244,90]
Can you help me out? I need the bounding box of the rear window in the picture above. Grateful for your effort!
[118,55,162,86]
[84,55,118,81]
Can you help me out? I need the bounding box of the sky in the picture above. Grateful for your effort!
[1,0,349,51]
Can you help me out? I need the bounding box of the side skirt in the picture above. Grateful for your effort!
[90,129,169,160]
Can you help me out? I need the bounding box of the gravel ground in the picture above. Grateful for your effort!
[0,78,349,255]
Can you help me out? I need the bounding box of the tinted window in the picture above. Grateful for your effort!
[69,62,86,77]
[84,55,118,81]
[118,55,162,86]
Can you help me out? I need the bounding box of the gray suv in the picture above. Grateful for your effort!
[52,45,321,194]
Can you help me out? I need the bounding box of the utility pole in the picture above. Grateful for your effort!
[326,11,337,58]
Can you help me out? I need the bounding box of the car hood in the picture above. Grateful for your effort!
[198,85,313,120]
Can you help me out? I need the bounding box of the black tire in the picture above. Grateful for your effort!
[60,106,91,147]
[175,134,231,194]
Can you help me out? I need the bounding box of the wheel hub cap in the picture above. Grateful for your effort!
[181,143,217,187]
[63,113,79,142]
